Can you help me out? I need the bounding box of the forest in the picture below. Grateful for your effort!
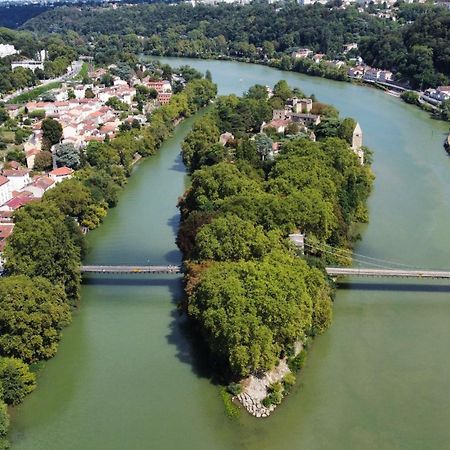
[0,28,78,94]
[20,2,450,88]
[177,81,373,380]
[0,73,216,447]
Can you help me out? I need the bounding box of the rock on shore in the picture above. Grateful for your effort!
[236,342,303,418]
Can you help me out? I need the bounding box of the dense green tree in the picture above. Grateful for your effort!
[0,275,70,363]
[0,357,36,405]
[337,118,356,145]
[33,150,53,171]
[255,133,273,161]
[188,253,323,377]
[4,202,81,303]
[195,214,281,261]
[41,118,62,151]
[0,401,8,450]
[44,179,93,221]
[54,143,80,169]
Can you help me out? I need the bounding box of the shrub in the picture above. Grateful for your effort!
[288,350,308,373]
[262,381,284,407]
[400,91,419,105]
[220,387,240,419]
[227,382,242,396]
[0,401,9,449]
[282,372,296,394]
[0,357,36,405]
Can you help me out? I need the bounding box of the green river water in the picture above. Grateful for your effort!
[9,59,450,450]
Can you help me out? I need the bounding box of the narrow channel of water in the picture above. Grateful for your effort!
[10,59,450,450]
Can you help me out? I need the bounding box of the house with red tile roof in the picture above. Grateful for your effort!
[0,195,36,212]
[49,167,74,183]
[0,223,14,252]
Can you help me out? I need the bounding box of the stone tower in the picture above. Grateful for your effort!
[352,122,363,150]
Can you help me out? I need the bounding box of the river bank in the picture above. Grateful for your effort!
[1,75,216,447]
[145,54,449,124]
[9,58,450,450]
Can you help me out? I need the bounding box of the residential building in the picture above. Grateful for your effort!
[49,167,74,183]
[2,169,31,191]
[0,177,11,206]
[291,48,312,59]
[24,176,55,198]
[219,132,234,146]
[25,148,41,170]
[0,44,17,59]
[424,86,450,103]
[0,194,36,212]
[157,92,173,105]
[343,43,358,54]
[11,60,44,72]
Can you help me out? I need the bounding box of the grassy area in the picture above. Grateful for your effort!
[8,82,62,105]
[219,387,240,419]
[75,62,89,81]
[0,130,15,143]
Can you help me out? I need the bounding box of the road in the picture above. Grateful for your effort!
[1,60,84,103]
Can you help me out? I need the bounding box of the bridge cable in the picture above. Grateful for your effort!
[304,239,421,269]
[303,243,392,269]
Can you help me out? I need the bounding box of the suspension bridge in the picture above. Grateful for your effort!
[304,240,450,281]
[81,265,182,274]
[80,240,450,280]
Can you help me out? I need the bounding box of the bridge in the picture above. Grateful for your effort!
[326,267,450,280]
[80,265,450,280]
[81,265,182,274]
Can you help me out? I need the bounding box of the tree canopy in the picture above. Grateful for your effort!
[0,275,70,363]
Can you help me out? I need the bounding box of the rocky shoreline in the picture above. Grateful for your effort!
[236,342,303,418]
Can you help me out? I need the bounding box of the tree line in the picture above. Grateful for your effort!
[0,27,78,95]
[0,74,216,446]
[20,2,450,88]
[177,81,374,380]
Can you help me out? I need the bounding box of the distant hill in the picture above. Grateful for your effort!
[0,5,50,28]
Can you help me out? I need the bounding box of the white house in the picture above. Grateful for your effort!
[0,44,18,59]
[291,48,312,59]
[25,148,41,170]
[49,167,74,183]
[0,177,11,206]
[3,169,31,191]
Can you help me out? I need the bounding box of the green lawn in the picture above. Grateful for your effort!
[0,130,15,143]
[8,82,62,105]
[75,62,89,81]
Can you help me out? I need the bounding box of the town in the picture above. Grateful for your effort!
[0,61,187,261]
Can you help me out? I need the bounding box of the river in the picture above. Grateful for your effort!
[9,59,450,450]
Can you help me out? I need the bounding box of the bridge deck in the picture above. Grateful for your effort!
[326,267,450,279]
[80,265,450,279]
[81,265,182,274]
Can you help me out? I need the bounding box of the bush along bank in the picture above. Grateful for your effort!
[177,81,374,417]
[0,73,217,445]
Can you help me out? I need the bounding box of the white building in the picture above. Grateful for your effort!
[2,169,31,191]
[0,44,18,59]
[0,177,11,206]
[49,167,74,183]
[11,60,44,72]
